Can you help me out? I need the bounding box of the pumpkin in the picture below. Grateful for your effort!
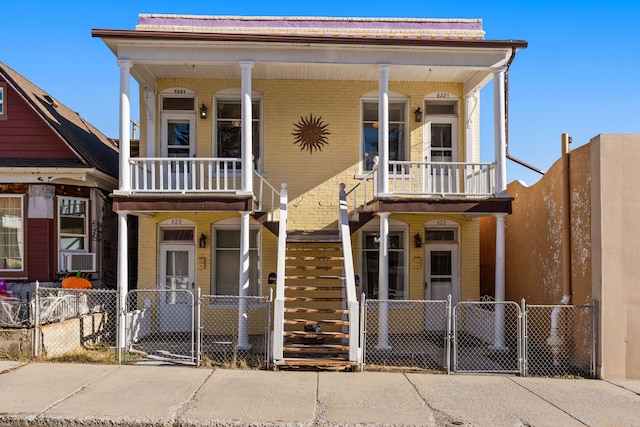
[61,276,92,289]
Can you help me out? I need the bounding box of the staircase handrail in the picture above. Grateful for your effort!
[253,170,282,221]
[344,156,378,220]
[272,182,288,360]
[339,183,361,364]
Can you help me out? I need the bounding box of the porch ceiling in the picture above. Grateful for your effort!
[94,30,526,93]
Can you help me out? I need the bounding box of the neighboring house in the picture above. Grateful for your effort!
[93,14,526,368]
[481,133,640,379]
[0,62,119,290]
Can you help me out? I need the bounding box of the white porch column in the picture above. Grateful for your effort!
[465,91,479,163]
[493,67,507,193]
[377,65,390,195]
[144,88,156,157]
[493,213,508,351]
[118,60,132,193]
[237,211,251,350]
[240,61,254,194]
[377,212,391,350]
[116,212,129,359]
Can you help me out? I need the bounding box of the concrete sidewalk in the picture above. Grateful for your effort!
[0,361,638,427]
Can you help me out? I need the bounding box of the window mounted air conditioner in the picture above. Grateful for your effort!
[60,252,96,272]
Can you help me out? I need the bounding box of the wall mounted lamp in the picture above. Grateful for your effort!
[199,103,208,119]
[199,233,207,248]
[414,107,423,123]
[414,233,423,248]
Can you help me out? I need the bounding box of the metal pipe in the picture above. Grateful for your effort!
[504,48,545,176]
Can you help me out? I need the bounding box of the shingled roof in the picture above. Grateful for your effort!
[0,61,119,178]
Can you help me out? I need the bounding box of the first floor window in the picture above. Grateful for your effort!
[0,196,24,271]
[362,100,406,171]
[362,230,406,300]
[213,228,260,296]
[58,197,88,265]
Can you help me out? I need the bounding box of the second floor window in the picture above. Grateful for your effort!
[362,101,406,172]
[216,99,261,170]
[0,83,6,119]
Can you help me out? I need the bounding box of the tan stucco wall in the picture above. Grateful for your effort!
[504,142,592,305]
[591,134,640,379]
[492,133,640,379]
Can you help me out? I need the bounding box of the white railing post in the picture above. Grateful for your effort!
[33,280,40,357]
[339,184,361,365]
[272,183,288,361]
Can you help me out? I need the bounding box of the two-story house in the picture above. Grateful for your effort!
[0,62,119,293]
[93,14,526,368]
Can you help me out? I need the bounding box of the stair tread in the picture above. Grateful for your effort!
[284,285,343,291]
[285,275,344,280]
[284,331,349,338]
[286,247,341,251]
[285,307,348,314]
[284,318,349,326]
[284,297,344,302]
[286,256,343,261]
[277,358,352,366]
[284,344,349,352]
[285,265,343,270]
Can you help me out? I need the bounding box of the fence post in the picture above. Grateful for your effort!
[195,287,201,367]
[591,299,597,378]
[520,298,528,377]
[446,294,452,374]
[33,280,40,357]
[359,294,366,371]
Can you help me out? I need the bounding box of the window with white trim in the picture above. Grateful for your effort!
[361,228,407,300]
[212,226,261,296]
[0,196,24,271]
[0,83,6,119]
[215,97,262,171]
[362,99,407,171]
[58,197,89,269]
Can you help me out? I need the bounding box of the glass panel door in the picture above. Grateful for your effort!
[158,244,194,332]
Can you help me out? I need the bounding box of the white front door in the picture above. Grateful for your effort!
[162,115,196,190]
[424,98,459,194]
[425,243,459,304]
[158,244,195,332]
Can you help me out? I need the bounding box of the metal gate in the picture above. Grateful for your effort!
[453,301,522,373]
[124,289,196,365]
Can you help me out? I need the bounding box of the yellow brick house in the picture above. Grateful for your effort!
[94,14,526,368]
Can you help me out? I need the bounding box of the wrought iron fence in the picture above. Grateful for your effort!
[33,287,117,359]
[362,298,450,372]
[199,295,272,369]
[124,289,196,365]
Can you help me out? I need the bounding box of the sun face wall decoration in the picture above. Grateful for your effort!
[292,113,330,154]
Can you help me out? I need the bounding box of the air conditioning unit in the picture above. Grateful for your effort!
[61,252,96,272]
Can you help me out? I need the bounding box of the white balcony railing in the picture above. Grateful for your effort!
[388,161,496,197]
[129,157,243,193]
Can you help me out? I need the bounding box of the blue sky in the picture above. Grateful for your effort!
[4,1,639,185]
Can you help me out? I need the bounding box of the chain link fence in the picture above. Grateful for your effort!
[453,301,522,373]
[33,287,117,360]
[523,303,595,378]
[362,298,450,372]
[124,289,196,365]
[199,295,272,369]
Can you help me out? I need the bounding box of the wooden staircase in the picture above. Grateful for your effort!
[276,234,356,370]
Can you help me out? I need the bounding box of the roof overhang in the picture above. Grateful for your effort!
[0,167,119,192]
[92,29,527,95]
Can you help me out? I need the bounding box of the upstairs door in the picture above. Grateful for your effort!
[162,116,195,190]
[424,96,459,194]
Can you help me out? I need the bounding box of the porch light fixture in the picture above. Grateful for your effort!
[199,233,207,248]
[414,107,423,123]
[199,103,208,119]
[414,233,423,248]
